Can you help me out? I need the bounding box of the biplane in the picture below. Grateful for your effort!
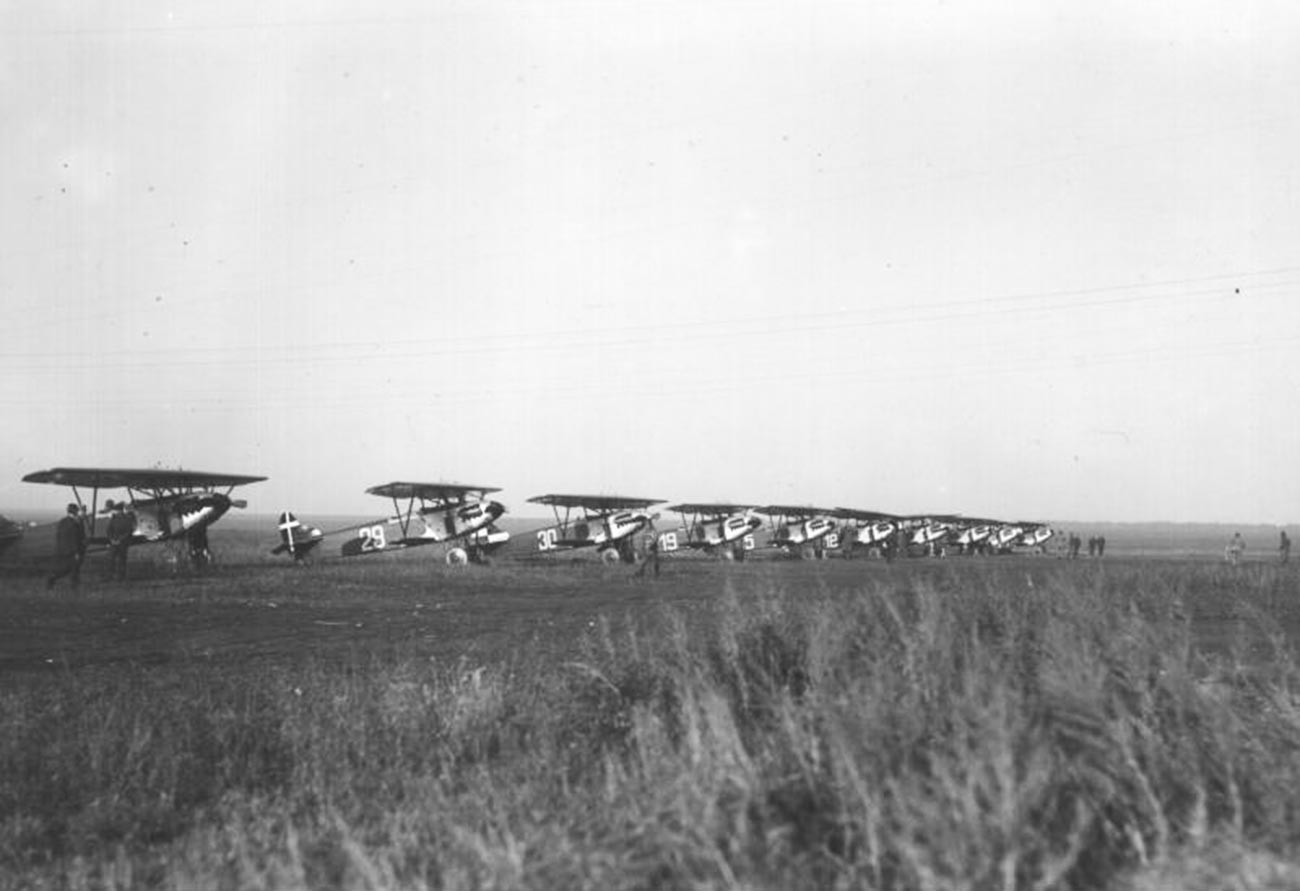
[657,503,763,560]
[528,494,663,564]
[983,521,1055,554]
[1017,523,1055,551]
[949,517,1001,554]
[831,508,901,556]
[273,482,509,565]
[17,467,266,566]
[897,514,962,555]
[755,505,839,558]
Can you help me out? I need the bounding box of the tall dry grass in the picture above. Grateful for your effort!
[3,563,1300,889]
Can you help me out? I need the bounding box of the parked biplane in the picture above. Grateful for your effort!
[528,494,663,564]
[983,521,1055,554]
[1016,523,1055,552]
[949,517,1001,554]
[897,514,962,556]
[756,505,839,558]
[273,482,509,565]
[657,503,763,560]
[832,508,900,557]
[16,467,266,567]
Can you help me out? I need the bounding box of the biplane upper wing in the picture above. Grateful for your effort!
[832,507,901,522]
[902,513,963,524]
[953,516,1000,528]
[366,482,502,501]
[757,504,835,518]
[667,502,757,517]
[22,467,267,490]
[527,494,664,511]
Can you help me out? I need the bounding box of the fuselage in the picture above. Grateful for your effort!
[536,509,653,553]
[417,499,506,542]
[987,525,1028,550]
[770,517,837,549]
[952,524,995,549]
[851,520,898,547]
[909,522,953,547]
[119,493,234,543]
[1017,526,1054,548]
[686,513,763,548]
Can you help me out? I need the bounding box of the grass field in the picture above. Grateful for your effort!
[3,518,1300,889]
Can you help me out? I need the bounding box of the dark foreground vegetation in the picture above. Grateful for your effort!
[4,561,1300,889]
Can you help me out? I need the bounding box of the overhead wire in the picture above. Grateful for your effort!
[3,265,1298,371]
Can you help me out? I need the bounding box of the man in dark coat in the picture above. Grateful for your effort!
[106,499,136,581]
[636,531,661,579]
[47,503,86,590]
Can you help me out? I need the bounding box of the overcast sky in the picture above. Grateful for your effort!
[2,1,1298,523]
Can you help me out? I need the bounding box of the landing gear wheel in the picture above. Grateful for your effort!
[445,547,469,566]
[721,547,736,561]
[600,548,621,566]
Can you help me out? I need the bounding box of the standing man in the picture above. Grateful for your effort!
[47,502,86,591]
[106,499,136,581]
[1226,532,1246,565]
[636,531,661,579]
[1280,530,1291,565]
[1097,535,1107,557]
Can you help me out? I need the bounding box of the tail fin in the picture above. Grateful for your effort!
[272,511,324,557]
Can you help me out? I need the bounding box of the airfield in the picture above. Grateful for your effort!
[4,514,1300,889]
[2,514,1295,673]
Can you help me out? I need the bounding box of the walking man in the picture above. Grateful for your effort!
[47,503,86,591]
[106,499,136,581]
[1280,530,1291,565]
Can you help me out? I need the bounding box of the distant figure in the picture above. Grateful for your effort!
[1087,536,1097,557]
[636,532,660,579]
[1226,532,1246,565]
[1068,533,1081,559]
[47,502,86,591]
[105,499,136,581]
[1097,535,1106,557]
[1280,530,1291,565]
